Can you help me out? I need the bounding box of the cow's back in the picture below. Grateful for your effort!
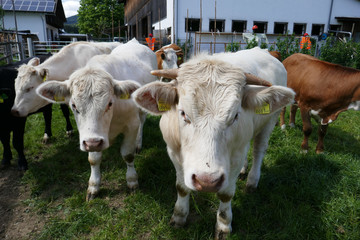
[283,53,360,106]
[216,47,287,86]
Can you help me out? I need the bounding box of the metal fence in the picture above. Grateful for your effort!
[32,41,73,55]
[0,41,24,64]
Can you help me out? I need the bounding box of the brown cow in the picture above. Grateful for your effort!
[280,53,360,153]
[155,43,184,70]
[269,51,282,62]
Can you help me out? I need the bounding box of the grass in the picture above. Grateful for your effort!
[1,105,360,240]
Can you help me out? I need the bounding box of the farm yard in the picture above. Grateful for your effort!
[1,103,360,239]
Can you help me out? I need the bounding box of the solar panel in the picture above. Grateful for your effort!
[1,0,56,13]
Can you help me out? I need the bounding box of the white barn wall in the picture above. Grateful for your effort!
[3,12,47,41]
[154,0,360,54]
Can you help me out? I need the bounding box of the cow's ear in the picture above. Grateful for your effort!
[113,80,141,100]
[38,68,49,82]
[36,80,70,103]
[242,85,295,114]
[28,57,40,66]
[133,81,178,115]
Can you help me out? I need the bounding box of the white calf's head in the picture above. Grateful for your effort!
[134,57,294,193]
[36,67,140,152]
[161,48,180,69]
[12,57,50,116]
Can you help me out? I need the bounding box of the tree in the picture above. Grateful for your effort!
[78,0,124,39]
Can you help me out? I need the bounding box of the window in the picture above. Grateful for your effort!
[209,19,225,32]
[274,22,288,34]
[293,23,306,35]
[185,18,200,32]
[330,24,341,32]
[253,21,267,33]
[311,24,324,36]
[232,20,246,33]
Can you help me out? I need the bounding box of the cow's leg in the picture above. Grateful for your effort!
[289,104,298,128]
[300,107,312,153]
[87,151,102,201]
[60,104,74,136]
[246,115,278,191]
[316,124,328,154]
[121,125,139,190]
[280,106,286,130]
[42,104,53,144]
[135,110,147,153]
[239,142,250,180]
[12,117,27,170]
[1,128,12,168]
[215,171,238,240]
[168,147,190,227]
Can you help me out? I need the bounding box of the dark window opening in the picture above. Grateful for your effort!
[274,22,288,34]
[311,24,324,36]
[232,20,246,33]
[185,18,200,32]
[253,21,267,33]
[209,19,225,32]
[293,23,306,35]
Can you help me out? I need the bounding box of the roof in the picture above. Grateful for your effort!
[1,0,57,13]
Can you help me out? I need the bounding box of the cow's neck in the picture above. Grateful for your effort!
[36,55,78,81]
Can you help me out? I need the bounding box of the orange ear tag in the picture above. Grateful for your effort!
[255,102,270,114]
[158,99,171,112]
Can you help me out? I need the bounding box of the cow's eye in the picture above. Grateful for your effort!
[72,103,79,114]
[25,86,34,93]
[106,102,113,112]
[231,113,239,125]
[180,110,191,124]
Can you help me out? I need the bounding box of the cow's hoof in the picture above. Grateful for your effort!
[86,192,97,201]
[169,216,186,228]
[127,181,139,191]
[0,161,11,170]
[316,149,324,154]
[42,134,50,144]
[17,165,28,171]
[280,124,286,130]
[289,123,295,128]
[215,228,230,240]
[239,172,247,180]
[66,130,74,137]
[245,185,257,193]
[135,147,142,154]
[300,149,308,154]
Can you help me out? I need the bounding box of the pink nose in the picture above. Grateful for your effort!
[192,173,224,192]
[83,138,104,151]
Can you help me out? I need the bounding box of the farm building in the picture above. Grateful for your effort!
[122,0,360,53]
[1,0,66,42]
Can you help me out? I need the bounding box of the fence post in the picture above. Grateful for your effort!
[27,38,34,57]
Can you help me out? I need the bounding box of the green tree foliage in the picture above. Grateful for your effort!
[319,36,360,69]
[78,0,124,38]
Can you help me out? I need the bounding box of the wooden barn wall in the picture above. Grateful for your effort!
[124,0,167,25]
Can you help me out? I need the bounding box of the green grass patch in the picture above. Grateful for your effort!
[1,105,360,239]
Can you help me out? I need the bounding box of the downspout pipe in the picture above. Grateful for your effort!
[327,0,334,32]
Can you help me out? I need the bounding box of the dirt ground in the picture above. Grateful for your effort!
[0,166,45,240]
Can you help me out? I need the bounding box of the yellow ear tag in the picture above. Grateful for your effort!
[178,56,182,61]
[255,102,270,114]
[0,97,3,103]
[119,92,130,99]
[43,75,47,82]
[54,95,65,102]
[158,99,171,112]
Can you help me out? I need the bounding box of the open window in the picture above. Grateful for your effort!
[209,19,225,32]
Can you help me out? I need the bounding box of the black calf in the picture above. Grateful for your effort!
[0,56,73,170]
